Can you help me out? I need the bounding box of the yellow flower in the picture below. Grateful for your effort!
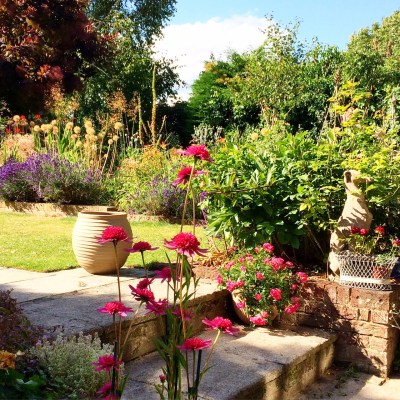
[0,350,16,369]
[73,126,81,134]
[108,139,114,145]
[86,127,96,136]
[84,120,93,129]
[261,127,268,136]
[65,122,74,130]
[114,122,123,130]
[250,132,259,141]
[51,119,57,126]
[33,125,41,132]
[112,135,119,142]
[13,115,20,122]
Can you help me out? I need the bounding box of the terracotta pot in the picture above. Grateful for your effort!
[72,211,133,274]
[231,290,278,325]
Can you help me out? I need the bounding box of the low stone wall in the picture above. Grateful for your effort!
[0,200,178,221]
[0,200,118,216]
[288,277,400,377]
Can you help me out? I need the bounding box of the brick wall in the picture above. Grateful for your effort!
[280,277,400,377]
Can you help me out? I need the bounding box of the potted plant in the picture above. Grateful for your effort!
[216,243,308,326]
[336,226,400,290]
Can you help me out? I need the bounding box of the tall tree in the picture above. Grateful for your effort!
[79,0,179,127]
[0,0,110,114]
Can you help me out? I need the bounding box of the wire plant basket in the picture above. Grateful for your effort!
[337,251,398,291]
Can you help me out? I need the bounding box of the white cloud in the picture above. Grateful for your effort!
[153,15,269,100]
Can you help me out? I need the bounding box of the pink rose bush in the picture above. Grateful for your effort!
[217,243,308,326]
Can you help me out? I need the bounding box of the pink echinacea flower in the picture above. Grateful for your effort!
[126,241,158,253]
[97,301,133,317]
[178,337,212,351]
[202,316,239,335]
[93,355,123,373]
[173,166,206,186]
[177,144,211,162]
[164,232,207,258]
[98,226,131,244]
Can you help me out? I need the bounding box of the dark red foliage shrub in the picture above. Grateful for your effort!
[0,290,43,352]
[0,0,112,113]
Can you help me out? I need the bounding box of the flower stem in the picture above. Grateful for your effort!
[180,163,196,232]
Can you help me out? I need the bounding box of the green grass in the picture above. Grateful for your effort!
[0,212,208,272]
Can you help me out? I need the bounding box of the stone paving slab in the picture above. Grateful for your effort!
[298,366,400,400]
[0,267,220,337]
[122,327,336,400]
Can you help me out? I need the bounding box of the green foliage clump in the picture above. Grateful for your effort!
[29,332,113,399]
[204,82,400,265]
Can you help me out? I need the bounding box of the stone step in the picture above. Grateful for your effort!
[122,327,337,400]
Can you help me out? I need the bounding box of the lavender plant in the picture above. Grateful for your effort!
[0,152,104,204]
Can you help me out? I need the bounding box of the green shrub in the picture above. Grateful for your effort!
[204,83,400,264]
[29,332,113,399]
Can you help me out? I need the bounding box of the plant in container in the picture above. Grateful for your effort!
[217,244,308,326]
[337,226,400,290]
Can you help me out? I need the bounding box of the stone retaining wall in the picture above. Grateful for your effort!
[284,278,400,377]
[0,200,118,216]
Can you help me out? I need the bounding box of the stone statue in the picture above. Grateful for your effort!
[329,170,373,275]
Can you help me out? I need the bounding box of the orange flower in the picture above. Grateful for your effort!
[0,350,16,369]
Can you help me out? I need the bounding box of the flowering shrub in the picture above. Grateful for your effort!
[29,332,114,399]
[217,244,308,326]
[0,152,104,204]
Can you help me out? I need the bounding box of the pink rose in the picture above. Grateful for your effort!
[270,288,282,301]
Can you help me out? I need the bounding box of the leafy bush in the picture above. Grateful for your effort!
[29,332,113,399]
[0,290,43,353]
[204,84,400,264]
[0,152,105,204]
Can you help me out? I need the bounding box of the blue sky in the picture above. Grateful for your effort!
[154,1,400,99]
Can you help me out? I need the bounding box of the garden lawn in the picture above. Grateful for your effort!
[0,212,208,272]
